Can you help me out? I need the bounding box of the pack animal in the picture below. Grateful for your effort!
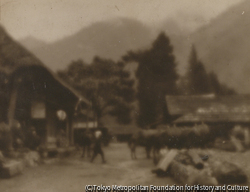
[128,129,164,162]
[128,124,211,164]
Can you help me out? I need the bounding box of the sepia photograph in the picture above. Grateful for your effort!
[0,0,250,191]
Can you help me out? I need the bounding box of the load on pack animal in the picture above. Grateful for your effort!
[129,124,210,164]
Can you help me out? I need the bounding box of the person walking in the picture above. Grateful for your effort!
[90,129,106,163]
[128,134,137,160]
[81,130,92,158]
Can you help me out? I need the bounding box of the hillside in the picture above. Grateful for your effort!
[19,36,48,50]
[20,18,154,71]
[191,0,250,93]
[18,1,250,94]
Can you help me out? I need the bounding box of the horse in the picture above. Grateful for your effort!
[80,129,94,158]
[128,124,211,164]
[128,129,165,162]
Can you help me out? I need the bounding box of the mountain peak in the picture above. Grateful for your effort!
[20,18,154,71]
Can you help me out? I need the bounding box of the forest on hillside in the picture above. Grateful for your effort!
[58,32,236,128]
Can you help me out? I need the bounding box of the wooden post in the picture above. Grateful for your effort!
[45,101,49,145]
[69,113,74,146]
[66,114,70,147]
[8,87,18,127]
[156,149,178,171]
[7,84,19,151]
[187,149,204,169]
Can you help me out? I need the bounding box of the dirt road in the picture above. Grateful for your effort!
[0,143,175,192]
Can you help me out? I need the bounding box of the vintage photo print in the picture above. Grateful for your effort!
[0,0,249,191]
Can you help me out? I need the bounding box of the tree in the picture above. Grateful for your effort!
[182,45,237,95]
[208,72,236,95]
[123,32,178,128]
[208,71,221,95]
[57,57,135,125]
[186,45,212,95]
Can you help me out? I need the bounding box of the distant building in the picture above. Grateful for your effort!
[107,125,140,142]
[165,94,250,130]
[0,26,92,151]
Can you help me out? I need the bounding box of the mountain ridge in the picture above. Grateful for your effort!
[20,18,155,71]
[191,0,250,93]
[18,1,250,93]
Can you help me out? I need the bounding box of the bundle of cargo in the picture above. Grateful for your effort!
[158,124,210,149]
[0,150,24,178]
[152,149,248,185]
[20,151,40,167]
[231,125,250,149]
[213,137,242,152]
[213,125,250,152]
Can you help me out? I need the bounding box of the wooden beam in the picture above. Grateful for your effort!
[7,84,18,151]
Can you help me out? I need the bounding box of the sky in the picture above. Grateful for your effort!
[0,0,244,42]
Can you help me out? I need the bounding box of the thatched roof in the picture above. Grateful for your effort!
[0,25,90,106]
[0,26,42,73]
[166,95,250,123]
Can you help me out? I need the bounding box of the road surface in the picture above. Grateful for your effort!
[0,143,175,192]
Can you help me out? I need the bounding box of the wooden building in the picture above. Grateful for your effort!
[107,125,140,142]
[0,26,91,151]
[165,94,250,130]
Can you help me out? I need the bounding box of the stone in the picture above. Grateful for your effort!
[170,160,218,185]
[211,160,248,184]
[23,151,40,167]
[0,160,24,178]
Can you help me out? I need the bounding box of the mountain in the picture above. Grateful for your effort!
[19,36,47,50]
[19,17,190,73]
[18,1,250,94]
[191,0,250,93]
[20,18,155,71]
[0,26,43,74]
